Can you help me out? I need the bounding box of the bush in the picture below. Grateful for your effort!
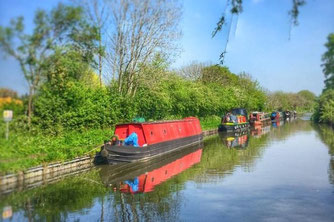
[28,65,268,132]
[0,97,24,117]
[313,89,334,124]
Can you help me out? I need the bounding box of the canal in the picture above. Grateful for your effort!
[1,118,334,221]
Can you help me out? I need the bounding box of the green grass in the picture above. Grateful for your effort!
[200,115,221,130]
[0,122,113,174]
[0,117,219,174]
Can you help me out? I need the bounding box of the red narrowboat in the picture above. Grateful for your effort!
[99,117,203,163]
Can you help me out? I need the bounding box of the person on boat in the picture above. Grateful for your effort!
[124,132,139,147]
[230,114,237,123]
[223,112,237,123]
[224,112,231,123]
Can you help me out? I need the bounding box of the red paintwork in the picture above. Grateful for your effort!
[251,125,271,138]
[238,135,248,145]
[272,112,280,120]
[119,148,202,193]
[250,112,270,126]
[114,117,202,147]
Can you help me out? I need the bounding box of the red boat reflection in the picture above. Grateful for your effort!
[251,125,271,138]
[119,149,202,193]
[99,145,203,194]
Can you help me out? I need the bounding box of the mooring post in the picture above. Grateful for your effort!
[6,121,9,140]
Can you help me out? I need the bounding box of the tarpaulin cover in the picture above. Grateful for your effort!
[124,132,139,147]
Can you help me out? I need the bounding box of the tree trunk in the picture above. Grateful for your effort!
[99,30,102,87]
[28,86,33,129]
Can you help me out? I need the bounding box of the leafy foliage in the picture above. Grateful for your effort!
[0,88,18,98]
[322,33,334,90]
[0,97,24,116]
[313,89,334,125]
[314,33,334,125]
[0,88,24,115]
[0,3,100,126]
[267,90,316,112]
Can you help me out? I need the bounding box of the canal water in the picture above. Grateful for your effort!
[1,119,334,221]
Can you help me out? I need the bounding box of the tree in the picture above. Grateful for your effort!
[213,0,306,63]
[72,0,109,87]
[177,61,207,81]
[201,65,238,86]
[0,88,18,98]
[322,33,334,90]
[313,89,334,124]
[0,4,98,127]
[105,0,182,97]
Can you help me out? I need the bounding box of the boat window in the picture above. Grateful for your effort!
[163,129,167,135]
[150,131,153,136]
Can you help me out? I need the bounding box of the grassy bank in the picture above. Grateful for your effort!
[0,124,113,174]
[200,115,221,130]
[0,117,220,174]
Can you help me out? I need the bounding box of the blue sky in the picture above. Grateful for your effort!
[0,0,333,95]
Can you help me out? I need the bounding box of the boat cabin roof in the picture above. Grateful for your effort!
[230,108,247,116]
[115,117,198,127]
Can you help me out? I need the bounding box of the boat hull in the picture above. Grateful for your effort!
[249,118,271,126]
[218,123,250,132]
[101,133,203,164]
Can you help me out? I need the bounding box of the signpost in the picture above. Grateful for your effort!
[3,110,13,140]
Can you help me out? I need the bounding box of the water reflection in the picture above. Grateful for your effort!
[100,145,203,193]
[313,124,334,185]
[1,119,333,221]
[219,131,249,149]
[272,120,283,128]
[251,125,271,138]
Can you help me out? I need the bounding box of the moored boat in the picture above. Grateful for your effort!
[99,117,203,163]
[218,108,250,132]
[270,111,284,122]
[249,112,271,126]
[283,110,291,120]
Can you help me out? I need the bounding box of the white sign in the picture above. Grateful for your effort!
[3,110,13,122]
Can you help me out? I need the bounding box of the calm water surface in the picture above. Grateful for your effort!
[1,119,334,221]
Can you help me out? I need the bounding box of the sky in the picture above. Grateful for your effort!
[0,0,333,95]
